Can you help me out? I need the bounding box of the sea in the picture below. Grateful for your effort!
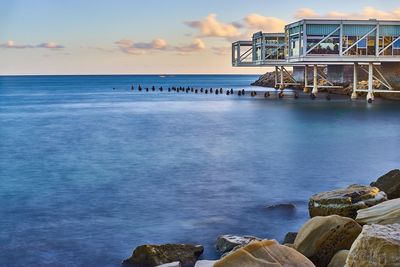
[1,74,399,267]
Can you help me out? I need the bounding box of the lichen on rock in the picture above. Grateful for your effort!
[309,184,387,219]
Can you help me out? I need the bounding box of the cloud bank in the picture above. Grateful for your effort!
[0,40,64,49]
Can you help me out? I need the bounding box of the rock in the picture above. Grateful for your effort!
[294,215,362,267]
[215,235,261,254]
[327,250,348,267]
[356,198,400,225]
[370,169,400,199]
[265,203,296,210]
[123,244,204,267]
[283,232,297,244]
[157,262,181,267]
[309,184,387,219]
[346,224,400,267]
[213,239,315,267]
[193,260,217,267]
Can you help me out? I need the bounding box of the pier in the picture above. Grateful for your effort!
[232,19,400,101]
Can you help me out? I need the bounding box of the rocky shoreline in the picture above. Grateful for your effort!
[251,70,400,100]
[123,169,400,267]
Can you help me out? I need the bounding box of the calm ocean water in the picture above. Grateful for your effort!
[1,75,400,267]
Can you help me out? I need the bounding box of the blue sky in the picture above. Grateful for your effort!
[0,0,399,74]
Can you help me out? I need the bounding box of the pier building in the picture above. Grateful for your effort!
[232,19,400,101]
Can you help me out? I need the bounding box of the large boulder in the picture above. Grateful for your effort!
[327,250,348,267]
[346,224,400,267]
[370,169,400,199]
[309,184,387,219]
[215,235,261,254]
[213,239,315,267]
[123,244,204,267]
[294,215,362,267]
[356,198,400,225]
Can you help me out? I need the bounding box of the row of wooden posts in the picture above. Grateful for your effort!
[113,85,332,100]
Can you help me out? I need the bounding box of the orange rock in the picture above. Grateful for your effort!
[213,240,315,267]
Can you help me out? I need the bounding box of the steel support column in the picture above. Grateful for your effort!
[351,63,358,100]
[312,65,318,95]
[367,63,374,102]
[304,65,309,93]
[280,66,284,90]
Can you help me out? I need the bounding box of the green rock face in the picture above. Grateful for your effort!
[309,185,387,219]
[123,244,204,267]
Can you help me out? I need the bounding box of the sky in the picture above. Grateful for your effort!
[0,0,399,75]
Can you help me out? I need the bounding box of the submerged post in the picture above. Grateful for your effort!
[367,63,374,102]
[351,63,358,100]
[312,65,318,95]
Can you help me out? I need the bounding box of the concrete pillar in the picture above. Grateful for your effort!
[312,65,318,95]
[304,65,309,93]
[279,66,284,90]
[275,66,279,88]
[351,63,358,100]
[367,63,374,101]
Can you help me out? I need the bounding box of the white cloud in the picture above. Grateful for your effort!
[0,40,64,49]
[295,7,400,20]
[184,14,241,38]
[244,14,286,32]
[115,38,168,54]
[115,38,205,55]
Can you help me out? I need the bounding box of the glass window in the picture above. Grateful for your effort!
[307,36,339,55]
[394,38,400,49]
[358,38,367,48]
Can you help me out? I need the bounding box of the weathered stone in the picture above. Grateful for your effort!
[156,262,181,267]
[327,250,348,267]
[309,184,387,219]
[356,198,400,225]
[346,224,400,267]
[294,215,362,267]
[214,239,315,267]
[283,232,297,244]
[215,235,261,254]
[370,169,400,199]
[193,260,217,267]
[123,244,204,267]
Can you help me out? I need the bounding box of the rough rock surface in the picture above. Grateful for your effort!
[156,262,181,267]
[371,169,400,199]
[346,224,400,267]
[356,198,400,225]
[215,235,261,254]
[213,239,315,267]
[193,260,216,267]
[283,232,298,244]
[309,184,387,219]
[294,215,362,267]
[327,250,349,267]
[123,244,204,267]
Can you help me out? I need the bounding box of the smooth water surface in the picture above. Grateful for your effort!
[1,75,400,267]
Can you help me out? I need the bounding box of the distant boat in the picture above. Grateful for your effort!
[159,75,166,78]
